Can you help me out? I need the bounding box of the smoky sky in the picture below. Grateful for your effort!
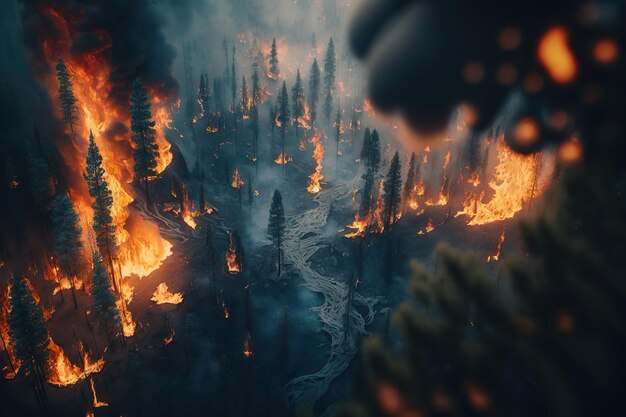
[18,0,178,106]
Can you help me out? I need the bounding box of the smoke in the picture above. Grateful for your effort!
[19,0,178,104]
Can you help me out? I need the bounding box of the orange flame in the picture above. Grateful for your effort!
[274,151,293,165]
[231,167,244,189]
[90,378,109,408]
[307,132,325,194]
[225,233,242,275]
[243,331,254,357]
[456,140,539,225]
[151,283,184,305]
[487,228,506,263]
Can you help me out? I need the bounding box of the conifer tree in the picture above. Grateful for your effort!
[252,67,261,106]
[360,168,375,217]
[198,72,210,114]
[55,57,78,135]
[91,253,121,336]
[269,38,280,81]
[360,128,371,165]
[383,152,402,227]
[130,78,159,204]
[278,82,290,171]
[26,150,54,208]
[404,152,417,203]
[309,58,321,126]
[269,102,277,160]
[369,129,381,172]
[335,106,342,167]
[84,132,118,292]
[240,75,250,118]
[267,189,286,278]
[231,46,237,108]
[251,104,259,170]
[323,38,336,123]
[8,273,50,409]
[292,69,305,141]
[51,194,83,309]
[206,227,217,302]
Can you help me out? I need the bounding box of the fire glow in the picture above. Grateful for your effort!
[39,6,173,281]
[307,132,325,194]
[151,283,184,305]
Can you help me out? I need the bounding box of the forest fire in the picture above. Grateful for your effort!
[243,332,254,358]
[487,228,506,263]
[164,329,175,346]
[307,133,325,194]
[151,283,184,305]
[47,338,102,387]
[90,378,109,408]
[225,233,242,275]
[37,5,174,280]
[456,140,541,226]
[179,184,197,229]
[417,219,435,235]
[231,167,245,188]
[274,151,293,165]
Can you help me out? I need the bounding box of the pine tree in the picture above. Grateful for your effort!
[278,82,290,171]
[198,72,210,114]
[8,273,50,408]
[383,152,402,227]
[404,152,417,202]
[55,57,78,135]
[267,189,286,278]
[26,149,54,208]
[51,194,83,309]
[84,132,118,292]
[231,45,237,108]
[206,227,217,302]
[251,104,259,169]
[269,38,280,81]
[247,177,254,209]
[130,78,159,204]
[252,67,261,106]
[91,253,121,336]
[360,128,371,165]
[240,75,250,118]
[335,106,342,166]
[292,69,305,141]
[309,58,321,126]
[360,168,375,217]
[323,38,336,123]
[369,129,381,172]
[269,102,277,160]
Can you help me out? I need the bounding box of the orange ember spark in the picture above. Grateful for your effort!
[538,26,578,84]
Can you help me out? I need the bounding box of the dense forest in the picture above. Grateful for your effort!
[1,1,624,417]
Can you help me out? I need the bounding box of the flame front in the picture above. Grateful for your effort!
[456,140,539,226]
[274,151,293,165]
[307,132,325,194]
[39,6,173,281]
[225,234,242,275]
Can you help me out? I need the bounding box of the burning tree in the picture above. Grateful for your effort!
[90,253,121,339]
[7,273,50,411]
[335,106,343,166]
[84,132,119,292]
[240,75,250,119]
[130,78,159,204]
[198,72,211,115]
[360,168,375,218]
[292,69,306,141]
[309,58,321,127]
[267,189,286,278]
[55,56,78,135]
[323,38,336,123]
[269,38,280,81]
[225,231,245,275]
[277,81,291,171]
[383,152,402,228]
[50,194,83,309]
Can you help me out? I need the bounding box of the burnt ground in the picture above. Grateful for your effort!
[1,124,530,417]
